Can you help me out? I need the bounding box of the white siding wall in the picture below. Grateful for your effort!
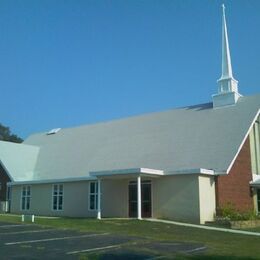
[10,179,128,218]
[10,175,216,223]
[198,175,216,224]
[101,179,128,217]
[152,175,201,223]
[11,181,92,217]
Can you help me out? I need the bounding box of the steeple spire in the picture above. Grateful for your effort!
[220,4,234,80]
[213,4,241,108]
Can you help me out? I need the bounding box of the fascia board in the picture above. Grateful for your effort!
[140,168,164,175]
[214,171,228,175]
[11,168,164,185]
[90,168,141,177]
[226,109,260,174]
[166,168,215,176]
[9,176,96,186]
[90,168,164,177]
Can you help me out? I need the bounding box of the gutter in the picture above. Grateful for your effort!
[165,168,216,176]
[7,176,97,186]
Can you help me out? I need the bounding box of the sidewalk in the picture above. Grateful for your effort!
[146,218,260,237]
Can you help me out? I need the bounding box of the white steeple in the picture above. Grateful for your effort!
[213,4,241,108]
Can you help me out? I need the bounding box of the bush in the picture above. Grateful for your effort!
[216,203,258,221]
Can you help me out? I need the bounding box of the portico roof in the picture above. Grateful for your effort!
[90,168,164,179]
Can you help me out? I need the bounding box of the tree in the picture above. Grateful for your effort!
[0,123,23,143]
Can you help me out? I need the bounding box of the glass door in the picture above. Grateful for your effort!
[128,180,151,218]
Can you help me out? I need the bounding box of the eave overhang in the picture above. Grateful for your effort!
[90,168,164,179]
[250,175,260,187]
[8,176,96,186]
[166,168,215,176]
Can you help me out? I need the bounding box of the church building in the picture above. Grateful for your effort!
[0,6,259,224]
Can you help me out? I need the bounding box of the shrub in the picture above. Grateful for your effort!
[216,203,257,221]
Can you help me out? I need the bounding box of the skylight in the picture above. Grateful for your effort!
[46,128,61,135]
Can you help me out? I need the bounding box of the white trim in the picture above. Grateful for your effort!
[8,167,217,187]
[165,168,215,176]
[9,176,96,186]
[137,176,141,220]
[226,109,260,174]
[90,168,164,177]
[140,168,164,175]
[97,179,101,219]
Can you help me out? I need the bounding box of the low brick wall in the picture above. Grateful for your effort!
[230,220,260,229]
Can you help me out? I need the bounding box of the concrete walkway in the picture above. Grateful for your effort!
[146,218,260,237]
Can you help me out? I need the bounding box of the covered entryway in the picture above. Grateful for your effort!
[90,168,164,220]
[129,180,151,218]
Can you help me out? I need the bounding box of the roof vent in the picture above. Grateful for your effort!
[47,128,61,135]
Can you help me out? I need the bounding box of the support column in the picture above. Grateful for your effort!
[97,179,101,220]
[137,175,142,220]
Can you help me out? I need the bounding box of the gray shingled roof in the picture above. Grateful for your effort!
[0,141,39,181]
[10,94,257,182]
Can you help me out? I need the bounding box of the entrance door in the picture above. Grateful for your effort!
[128,180,152,218]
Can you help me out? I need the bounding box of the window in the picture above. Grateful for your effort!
[6,186,11,212]
[89,182,98,210]
[21,186,31,210]
[7,186,11,201]
[52,184,63,210]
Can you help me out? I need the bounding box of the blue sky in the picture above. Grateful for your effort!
[0,0,259,139]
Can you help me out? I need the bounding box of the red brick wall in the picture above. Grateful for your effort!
[216,137,254,212]
[0,163,11,201]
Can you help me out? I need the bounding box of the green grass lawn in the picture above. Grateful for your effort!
[1,214,260,259]
[243,227,260,233]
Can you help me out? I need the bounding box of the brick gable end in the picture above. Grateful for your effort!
[216,137,254,212]
[0,163,11,201]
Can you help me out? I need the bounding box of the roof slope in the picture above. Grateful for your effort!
[0,141,39,181]
[19,94,260,182]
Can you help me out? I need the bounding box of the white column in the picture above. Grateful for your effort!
[97,179,101,220]
[137,175,142,220]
